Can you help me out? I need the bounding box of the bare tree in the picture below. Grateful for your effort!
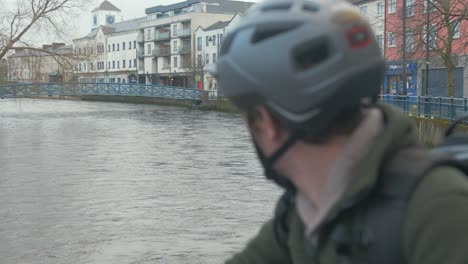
[388,0,467,96]
[181,52,207,90]
[0,0,91,61]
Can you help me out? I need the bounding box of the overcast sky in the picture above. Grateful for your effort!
[3,0,261,45]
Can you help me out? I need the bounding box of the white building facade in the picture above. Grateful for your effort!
[350,0,386,54]
[195,14,241,90]
[8,43,73,83]
[137,0,253,87]
[73,1,144,83]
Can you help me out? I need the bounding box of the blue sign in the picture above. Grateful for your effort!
[386,61,417,75]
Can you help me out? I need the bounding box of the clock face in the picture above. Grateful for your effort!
[106,15,115,24]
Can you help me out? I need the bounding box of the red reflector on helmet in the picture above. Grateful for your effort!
[346,25,371,49]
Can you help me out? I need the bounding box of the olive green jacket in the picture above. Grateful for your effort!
[226,103,468,264]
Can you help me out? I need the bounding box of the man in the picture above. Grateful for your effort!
[212,0,468,263]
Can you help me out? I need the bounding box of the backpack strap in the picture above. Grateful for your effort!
[362,147,466,264]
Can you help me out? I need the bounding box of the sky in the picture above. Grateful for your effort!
[3,0,261,45]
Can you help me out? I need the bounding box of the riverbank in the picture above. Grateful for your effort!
[10,94,464,146]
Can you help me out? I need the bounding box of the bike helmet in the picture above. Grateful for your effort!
[215,0,385,136]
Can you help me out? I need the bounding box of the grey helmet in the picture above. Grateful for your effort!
[215,0,385,136]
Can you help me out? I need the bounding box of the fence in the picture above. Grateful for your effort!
[381,95,468,120]
[206,91,468,120]
[0,83,201,101]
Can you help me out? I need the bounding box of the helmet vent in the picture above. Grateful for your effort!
[261,3,292,12]
[251,23,302,44]
[293,40,329,72]
[303,3,319,12]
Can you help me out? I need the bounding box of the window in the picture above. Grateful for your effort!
[78,48,81,55]
[79,63,82,71]
[405,30,414,52]
[147,44,151,55]
[134,41,136,49]
[453,20,460,38]
[123,42,126,50]
[112,44,115,51]
[197,37,202,51]
[109,78,115,83]
[93,15,97,26]
[173,56,178,67]
[377,2,384,16]
[220,34,223,46]
[206,36,209,46]
[108,44,111,52]
[123,60,126,68]
[113,61,115,69]
[84,63,87,71]
[147,29,151,40]
[108,62,111,69]
[424,0,437,13]
[117,44,120,51]
[376,34,384,49]
[360,6,368,16]
[173,40,178,52]
[197,54,202,66]
[424,25,437,50]
[129,41,132,50]
[206,53,209,64]
[406,0,414,17]
[388,32,396,47]
[213,53,217,63]
[134,59,137,67]
[212,35,217,45]
[173,25,178,36]
[389,0,396,14]
[117,61,120,69]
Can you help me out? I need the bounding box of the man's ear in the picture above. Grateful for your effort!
[255,106,283,142]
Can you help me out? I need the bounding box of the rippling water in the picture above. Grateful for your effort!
[0,99,280,264]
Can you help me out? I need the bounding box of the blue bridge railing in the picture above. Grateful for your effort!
[0,83,201,101]
[381,94,468,120]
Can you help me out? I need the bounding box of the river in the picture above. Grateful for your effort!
[0,98,280,264]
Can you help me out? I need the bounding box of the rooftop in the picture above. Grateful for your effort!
[92,1,121,12]
[145,0,253,15]
[204,21,231,31]
[77,17,146,40]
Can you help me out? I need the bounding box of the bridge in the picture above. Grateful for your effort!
[0,83,202,101]
[2,82,468,121]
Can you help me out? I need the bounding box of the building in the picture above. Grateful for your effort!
[0,59,8,83]
[349,0,386,53]
[92,0,123,30]
[194,13,241,90]
[73,1,145,83]
[384,0,467,96]
[138,0,253,87]
[7,43,73,83]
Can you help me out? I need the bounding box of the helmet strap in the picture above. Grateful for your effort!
[252,130,304,192]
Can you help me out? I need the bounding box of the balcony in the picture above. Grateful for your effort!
[177,46,191,54]
[137,50,145,58]
[155,47,171,57]
[162,64,170,70]
[137,35,144,43]
[155,31,170,41]
[179,29,191,37]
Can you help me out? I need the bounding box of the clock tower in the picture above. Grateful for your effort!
[91,1,122,30]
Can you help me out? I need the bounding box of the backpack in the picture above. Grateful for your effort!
[274,115,468,264]
[358,115,468,264]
